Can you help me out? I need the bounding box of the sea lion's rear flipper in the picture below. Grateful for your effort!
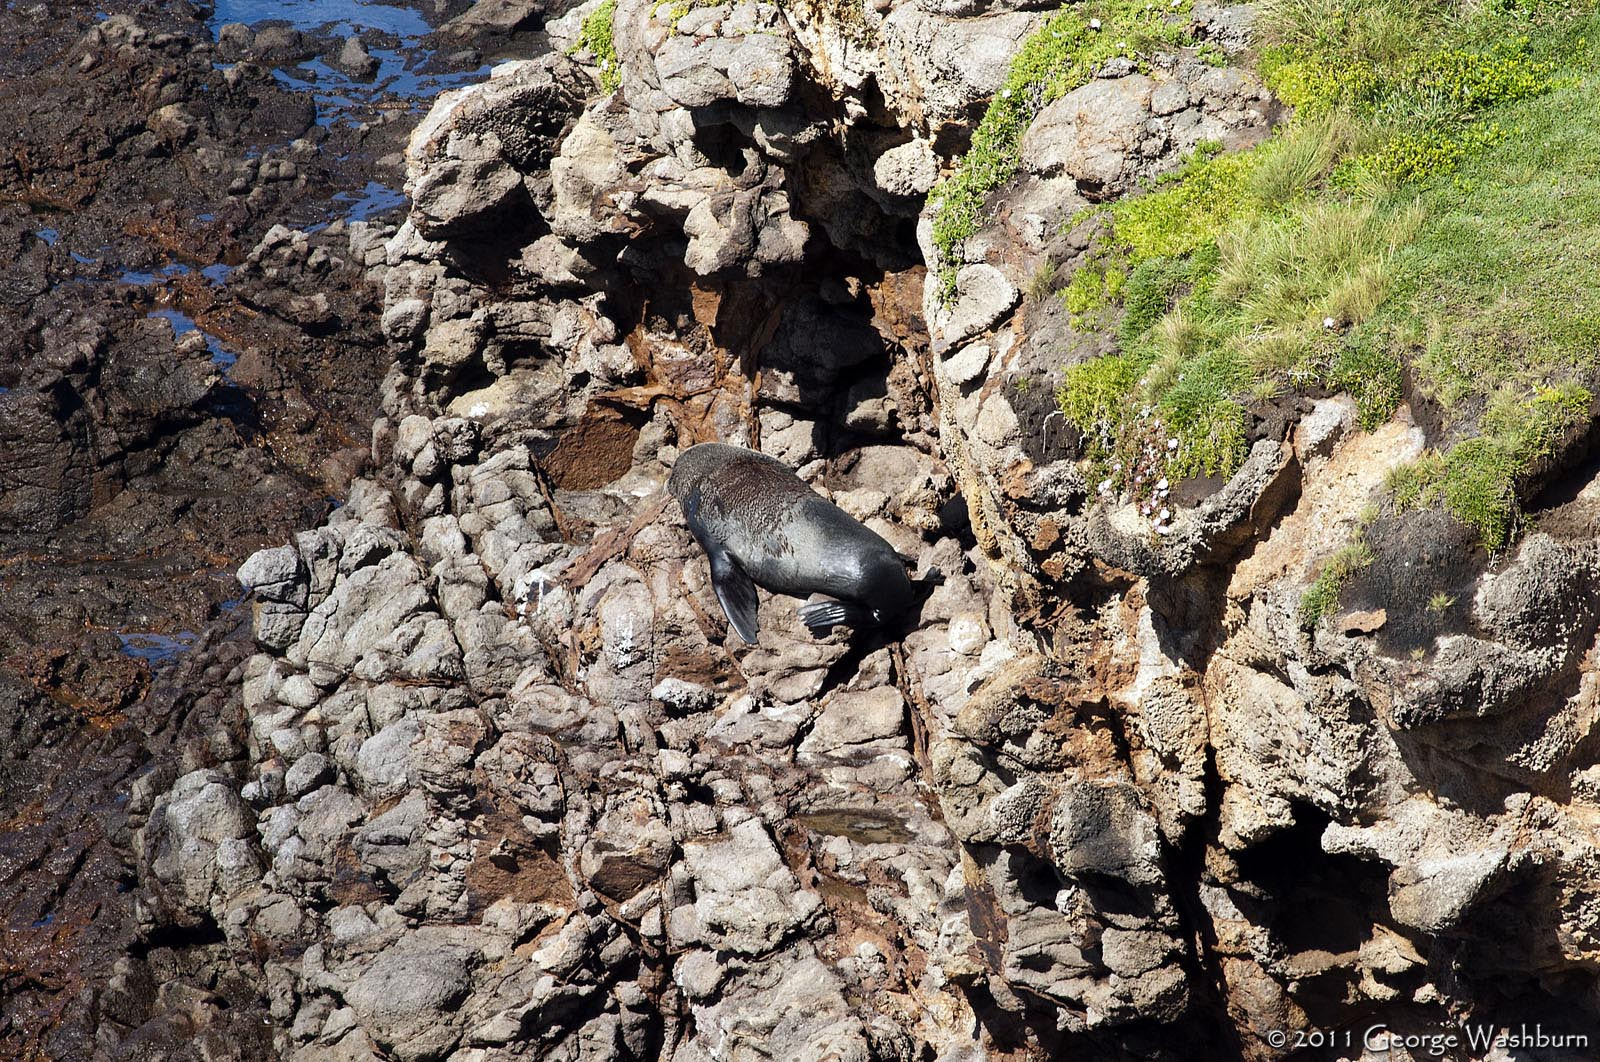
[709,551,761,644]
[798,599,872,635]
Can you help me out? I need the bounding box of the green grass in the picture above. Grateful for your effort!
[571,0,620,93]
[1053,0,1600,543]
[1300,540,1376,628]
[1383,87,1600,407]
[927,1,1197,297]
[1104,141,1251,262]
[1025,259,1058,303]
[1324,335,1405,430]
[1387,384,1592,548]
[1060,256,1126,327]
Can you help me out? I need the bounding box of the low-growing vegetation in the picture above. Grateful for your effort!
[1300,540,1376,628]
[572,0,621,93]
[926,0,1199,297]
[1051,0,1600,549]
[1387,383,1591,548]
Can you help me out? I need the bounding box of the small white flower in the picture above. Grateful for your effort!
[1159,507,1170,521]
[1157,522,1174,535]
[1167,437,1180,449]
[1156,477,1169,491]
[1098,478,1112,493]
[1323,316,1337,328]
[1089,17,1102,29]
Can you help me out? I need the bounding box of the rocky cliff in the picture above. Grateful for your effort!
[14,0,1600,1059]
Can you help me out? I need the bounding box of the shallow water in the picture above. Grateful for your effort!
[34,2,462,679]
[119,263,191,286]
[317,180,407,226]
[794,808,917,845]
[210,0,431,38]
[149,308,239,371]
[213,0,490,128]
[116,631,198,665]
[266,54,490,127]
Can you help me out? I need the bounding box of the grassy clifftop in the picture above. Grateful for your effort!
[1053,0,1600,562]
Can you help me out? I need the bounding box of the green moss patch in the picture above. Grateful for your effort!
[1389,384,1592,549]
[927,1,1197,296]
[572,0,620,93]
[1300,540,1376,628]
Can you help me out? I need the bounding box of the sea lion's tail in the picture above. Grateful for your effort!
[798,599,872,635]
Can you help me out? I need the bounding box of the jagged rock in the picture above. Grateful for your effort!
[1023,75,1157,191]
[353,718,421,799]
[872,138,938,197]
[652,3,797,108]
[1048,781,1163,887]
[682,949,890,1060]
[877,9,1039,123]
[140,770,255,924]
[356,791,428,884]
[335,37,379,79]
[443,0,543,35]
[939,341,990,386]
[1193,1,1258,53]
[930,264,1018,351]
[680,819,822,955]
[295,554,434,679]
[344,944,472,1061]
[579,793,673,900]
[799,687,905,756]
[114,4,1600,1057]
[412,157,525,240]
[405,56,586,240]
[284,752,335,798]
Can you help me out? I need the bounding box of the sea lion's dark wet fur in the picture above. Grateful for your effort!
[668,443,915,643]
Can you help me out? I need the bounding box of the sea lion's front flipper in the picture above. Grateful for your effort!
[797,599,872,635]
[709,551,761,644]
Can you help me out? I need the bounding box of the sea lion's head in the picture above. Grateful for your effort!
[861,548,916,624]
[666,442,726,504]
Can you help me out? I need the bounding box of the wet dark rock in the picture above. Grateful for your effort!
[335,36,381,79]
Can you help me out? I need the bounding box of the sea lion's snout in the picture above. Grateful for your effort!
[866,552,915,619]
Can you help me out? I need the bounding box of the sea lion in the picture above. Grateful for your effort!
[668,442,914,644]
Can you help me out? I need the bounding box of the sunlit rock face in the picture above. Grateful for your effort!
[102,0,1600,1058]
